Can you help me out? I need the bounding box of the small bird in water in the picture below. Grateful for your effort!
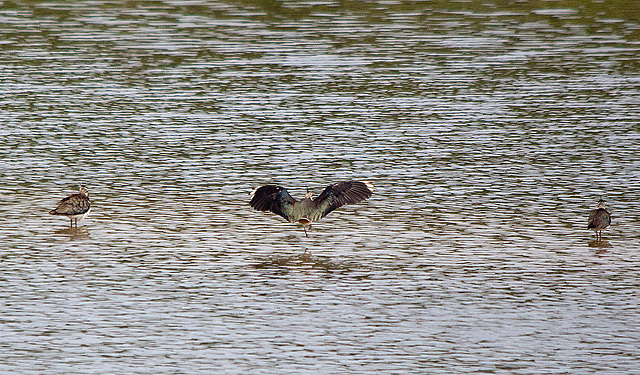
[49,185,91,227]
[250,181,374,237]
[587,197,611,241]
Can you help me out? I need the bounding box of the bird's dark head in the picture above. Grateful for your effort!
[79,185,89,196]
[597,197,606,208]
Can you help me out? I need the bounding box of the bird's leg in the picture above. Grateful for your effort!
[69,218,73,227]
[303,226,308,237]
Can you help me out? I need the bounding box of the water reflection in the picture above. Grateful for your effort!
[252,252,359,273]
[588,239,613,249]
[53,226,90,240]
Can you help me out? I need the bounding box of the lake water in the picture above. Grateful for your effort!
[1,1,639,373]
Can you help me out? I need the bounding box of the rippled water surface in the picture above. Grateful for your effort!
[1,0,640,373]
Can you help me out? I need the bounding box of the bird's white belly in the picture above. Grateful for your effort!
[67,207,91,222]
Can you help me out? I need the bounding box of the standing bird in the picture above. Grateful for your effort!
[49,185,91,227]
[250,181,374,237]
[588,197,611,241]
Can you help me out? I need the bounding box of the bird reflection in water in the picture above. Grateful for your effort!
[54,226,90,240]
[252,252,355,273]
[588,239,612,249]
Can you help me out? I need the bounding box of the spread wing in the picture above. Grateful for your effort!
[249,185,296,222]
[50,194,90,216]
[314,181,374,219]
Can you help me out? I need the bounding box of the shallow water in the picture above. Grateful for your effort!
[1,1,640,373]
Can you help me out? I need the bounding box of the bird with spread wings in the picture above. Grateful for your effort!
[250,181,374,237]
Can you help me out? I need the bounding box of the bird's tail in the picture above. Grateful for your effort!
[49,209,58,215]
[587,223,595,229]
